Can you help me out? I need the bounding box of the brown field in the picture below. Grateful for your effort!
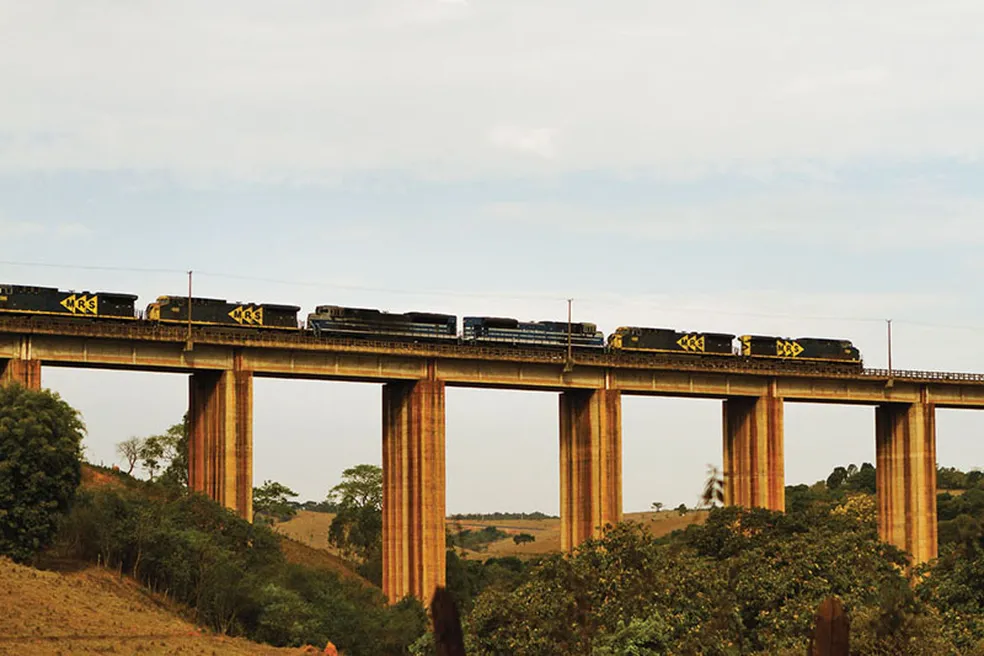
[452,510,708,561]
[276,509,709,564]
[273,510,339,553]
[0,557,317,656]
[278,535,374,589]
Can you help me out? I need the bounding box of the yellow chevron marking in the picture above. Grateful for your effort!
[676,334,706,352]
[229,305,264,325]
[60,294,99,315]
[741,336,751,356]
[776,340,805,357]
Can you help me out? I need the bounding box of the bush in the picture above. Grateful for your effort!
[59,483,426,654]
[0,384,85,563]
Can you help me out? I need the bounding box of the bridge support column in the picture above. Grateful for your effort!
[382,379,446,606]
[0,358,41,389]
[876,402,937,565]
[723,389,784,510]
[559,389,622,552]
[188,367,253,520]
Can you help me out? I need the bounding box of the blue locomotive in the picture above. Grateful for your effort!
[463,316,605,348]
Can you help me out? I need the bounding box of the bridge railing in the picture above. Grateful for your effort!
[861,368,984,382]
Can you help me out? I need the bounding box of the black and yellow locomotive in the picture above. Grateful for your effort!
[0,284,137,320]
[738,334,861,363]
[607,326,735,356]
[607,324,862,369]
[146,296,301,330]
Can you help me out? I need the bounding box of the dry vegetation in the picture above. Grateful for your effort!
[0,557,317,656]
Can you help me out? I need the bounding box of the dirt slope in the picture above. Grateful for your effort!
[0,557,314,656]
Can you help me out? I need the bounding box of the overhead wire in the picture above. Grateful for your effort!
[1,258,981,332]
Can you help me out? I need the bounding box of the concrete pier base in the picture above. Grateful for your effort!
[382,379,446,606]
[559,389,622,552]
[188,367,253,520]
[0,358,41,389]
[876,402,938,565]
[722,390,785,510]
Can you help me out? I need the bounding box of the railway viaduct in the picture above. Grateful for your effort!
[3,318,984,606]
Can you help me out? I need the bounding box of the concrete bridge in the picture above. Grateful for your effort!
[3,317,982,605]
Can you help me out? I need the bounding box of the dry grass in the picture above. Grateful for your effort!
[276,509,710,565]
[0,557,320,656]
[449,509,710,561]
[273,511,340,555]
[278,535,374,589]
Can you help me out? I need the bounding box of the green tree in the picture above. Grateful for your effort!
[676,503,688,515]
[253,480,299,524]
[938,466,969,491]
[513,533,536,545]
[0,384,85,563]
[139,435,166,481]
[827,466,849,490]
[327,464,383,564]
[137,415,188,485]
[848,462,877,495]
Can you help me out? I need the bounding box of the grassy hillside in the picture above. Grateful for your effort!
[275,508,709,562]
[0,557,314,656]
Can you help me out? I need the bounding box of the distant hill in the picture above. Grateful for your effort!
[274,508,709,563]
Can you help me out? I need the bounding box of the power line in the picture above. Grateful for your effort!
[0,260,184,275]
[2,258,983,331]
[193,270,568,301]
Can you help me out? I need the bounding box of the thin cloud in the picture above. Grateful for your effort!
[1,1,983,180]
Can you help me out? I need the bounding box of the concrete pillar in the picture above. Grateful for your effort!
[876,402,937,565]
[722,388,784,511]
[559,389,622,552]
[188,366,253,520]
[382,379,446,606]
[0,358,41,389]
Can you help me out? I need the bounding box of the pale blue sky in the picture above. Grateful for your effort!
[3,1,984,512]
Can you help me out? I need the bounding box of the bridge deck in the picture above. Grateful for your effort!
[2,317,983,407]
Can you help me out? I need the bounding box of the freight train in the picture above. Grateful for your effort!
[0,283,863,367]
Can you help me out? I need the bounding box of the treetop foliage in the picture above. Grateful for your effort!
[253,479,299,524]
[448,511,558,521]
[327,464,382,511]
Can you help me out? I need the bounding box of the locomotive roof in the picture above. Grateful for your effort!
[1,284,138,299]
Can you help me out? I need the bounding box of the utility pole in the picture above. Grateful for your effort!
[184,270,194,351]
[886,319,893,376]
[563,298,574,372]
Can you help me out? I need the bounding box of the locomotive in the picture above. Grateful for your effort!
[607,326,862,367]
[0,282,863,367]
[146,295,301,330]
[462,317,605,348]
[0,284,138,320]
[308,305,457,341]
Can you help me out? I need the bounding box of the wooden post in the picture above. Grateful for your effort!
[809,596,849,656]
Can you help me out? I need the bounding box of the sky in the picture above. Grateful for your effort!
[3,1,984,513]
